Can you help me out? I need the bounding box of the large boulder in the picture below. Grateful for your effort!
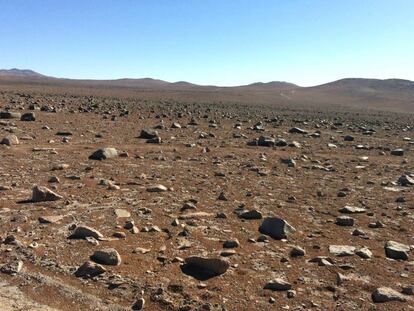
[259,217,296,240]
[182,256,230,278]
[91,248,121,266]
[372,287,407,303]
[385,241,410,260]
[89,148,118,160]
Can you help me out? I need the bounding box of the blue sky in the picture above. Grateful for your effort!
[1,0,413,86]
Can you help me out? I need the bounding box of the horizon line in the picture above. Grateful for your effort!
[1,67,413,89]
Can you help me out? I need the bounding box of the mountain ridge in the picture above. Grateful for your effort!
[1,68,414,90]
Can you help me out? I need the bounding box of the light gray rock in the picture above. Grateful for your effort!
[356,247,372,259]
[147,184,168,192]
[339,205,366,214]
[372,287,407,303]
[114,209,131,218]
[329,245,356,257]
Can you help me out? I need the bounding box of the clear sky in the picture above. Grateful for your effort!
[1,0,413,86]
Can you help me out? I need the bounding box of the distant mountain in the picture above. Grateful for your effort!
[1,69,414,112]
[244,81,298,88]
[0,68,45,78]
[311,78,414,92]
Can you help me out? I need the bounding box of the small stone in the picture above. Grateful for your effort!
[38,215,64,224]
[139,129,159,139]
[287,290,296,298]
[223,239,240,248]
[113,231,126,239]
[309,256,334,266]
[1,260,23,275]
[70,225,104,240]
[133,247,151,254]
[290,246,306,257]
[21,112,36,121]
[48,176,60,183]
[264,278,292,291]
[0,111,21,119]
[237,209,263,220]
[391,149,404,156]
[124,220,135,230]
[1,134,19,146]
[398,175,414,186]
[339,206,366,214]
[147,184,168,192]
[132,298,145,310]
[356,247,372,259]
[329,245,356,257]
[220,249,237,257]
[114,209,131,218]
[335,216,355,226]
[402,287,414,296]
[74,261,106,278]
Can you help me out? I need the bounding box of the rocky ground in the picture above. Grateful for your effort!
[0,89,413,310]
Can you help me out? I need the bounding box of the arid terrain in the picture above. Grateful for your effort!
[0,70,413,310]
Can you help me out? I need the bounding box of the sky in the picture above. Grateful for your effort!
[0,0,413,86]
